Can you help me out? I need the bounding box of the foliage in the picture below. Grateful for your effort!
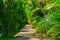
[0,0,60,40]
[0,0,27,37]
[26,0,60,40]
[0,38,13,40]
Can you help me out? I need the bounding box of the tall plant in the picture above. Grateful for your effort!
[0,0,27,37]
[26,0,60,40]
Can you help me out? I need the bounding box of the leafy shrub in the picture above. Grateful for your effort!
[0,0,27,37]
[26,0,60,40]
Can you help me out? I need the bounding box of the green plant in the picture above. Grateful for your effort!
[0,0,27,37]
[0,0,60,40]
[26,0,60,40]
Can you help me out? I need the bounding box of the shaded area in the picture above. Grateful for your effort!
[14,36,30,40]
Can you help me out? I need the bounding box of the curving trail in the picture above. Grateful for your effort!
[14,25,40,40]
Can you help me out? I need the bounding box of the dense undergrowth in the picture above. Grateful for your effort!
[26,0,60,40]
[0,0,60,40]
[0,0,27,37]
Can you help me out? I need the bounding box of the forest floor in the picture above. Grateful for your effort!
[13,25,40,40]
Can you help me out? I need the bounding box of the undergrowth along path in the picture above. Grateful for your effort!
[14,25,40,40]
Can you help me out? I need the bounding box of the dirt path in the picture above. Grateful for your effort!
[14,25,40,40]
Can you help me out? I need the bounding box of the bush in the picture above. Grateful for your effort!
[0,0,27,37]
[26,0,60,40]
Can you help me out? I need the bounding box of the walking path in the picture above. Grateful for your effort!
[14,25,40,40]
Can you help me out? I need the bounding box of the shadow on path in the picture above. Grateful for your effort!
[13,25,40,40]
[14,36,30,40]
